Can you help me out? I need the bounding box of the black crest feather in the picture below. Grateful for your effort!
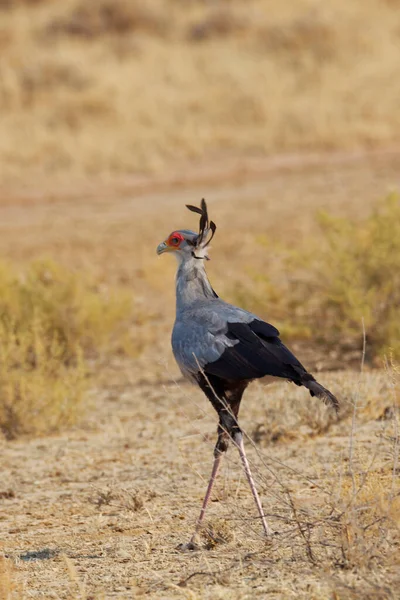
[186,205,203,215]
[186,199,217,253]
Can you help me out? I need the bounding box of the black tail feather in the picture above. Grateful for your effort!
[291,366,339,413]
[303,378,339,413]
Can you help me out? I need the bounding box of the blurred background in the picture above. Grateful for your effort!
[1,0,400,182]
[1,0,400,438]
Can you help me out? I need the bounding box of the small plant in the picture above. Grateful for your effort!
[200,520,234,549]
[89,485,156,512]
[0,259,134,438]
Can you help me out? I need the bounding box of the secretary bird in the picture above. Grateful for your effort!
[157,199,338,548]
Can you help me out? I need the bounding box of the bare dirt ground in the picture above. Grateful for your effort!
[1,152,400,599]
[1,369,399,599]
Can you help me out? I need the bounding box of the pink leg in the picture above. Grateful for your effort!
[234,433,272,537]
[189,452,222,544]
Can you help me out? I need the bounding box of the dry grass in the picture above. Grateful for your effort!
[0,556,23,600]
[1,151,400,435]
[0,142,399,596]
[1,0,400,182]
[231,194,400,363]
[0,155,399,440]
[0,258,136,439]
[1,367,399,599]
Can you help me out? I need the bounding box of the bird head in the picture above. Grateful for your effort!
[156,199,216,261]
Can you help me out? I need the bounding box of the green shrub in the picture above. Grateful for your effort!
[0,259,134,438]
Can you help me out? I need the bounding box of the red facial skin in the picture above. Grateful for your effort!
[167,232,184,248]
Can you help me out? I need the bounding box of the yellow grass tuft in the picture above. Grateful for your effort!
[0,557,23,600]
[0,258,135,438]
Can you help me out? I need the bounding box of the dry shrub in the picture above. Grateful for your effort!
[328,460,400,573]
[200,519,234,549]
[18,61,89,105]
[0,56,92,111]
[0,556,23,600]
[250,370,362,449]
[0,322,86,440]
[249,373,400,585]
[332,365,398,569]
[234,195,400,364]
[252,392,349,446]
[260,12,338,62]
[302,194,400,361]
[0,0,48,9]
[0,259,134,358]
[283,473,399,574]
[187,8,249,42]
[89,486,157,512]
[47,0,167,39]
[0,259,135,439]
[389,356,400,406]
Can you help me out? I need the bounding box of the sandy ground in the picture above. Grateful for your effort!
[1,369,398,599]
[1,151,400,598]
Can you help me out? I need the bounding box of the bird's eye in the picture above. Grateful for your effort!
[169,235,182,246]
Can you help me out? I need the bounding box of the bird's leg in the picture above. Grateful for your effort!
[178,449,223,551]
[190,423,230,537]
[181,425,228,550]
[189,450,222,542]
[233,432,272,537]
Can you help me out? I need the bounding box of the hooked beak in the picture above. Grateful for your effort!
[156,241,169,255]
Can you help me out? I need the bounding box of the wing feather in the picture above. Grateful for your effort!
[204,320,306,382]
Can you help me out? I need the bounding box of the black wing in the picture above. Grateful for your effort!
[204,319,306,383]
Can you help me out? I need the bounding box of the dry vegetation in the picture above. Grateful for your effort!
[1,367,399,599]
[1,155,399,598]
[231,194,400,363]
[1,1,400,598]
[1,0,400,182]
[0,258,135,439]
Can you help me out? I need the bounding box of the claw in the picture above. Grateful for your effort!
[176,540,200,552]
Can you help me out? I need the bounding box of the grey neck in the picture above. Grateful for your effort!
[176,255,216,312]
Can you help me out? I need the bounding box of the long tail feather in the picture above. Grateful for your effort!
[303,378,340,413]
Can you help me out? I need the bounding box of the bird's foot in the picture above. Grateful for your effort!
[263,529,277,543]
[176,540,200,552]
[176,534,201,552]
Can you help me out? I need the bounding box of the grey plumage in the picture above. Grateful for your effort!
[168,228,338,411]
[157,199,339,545]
